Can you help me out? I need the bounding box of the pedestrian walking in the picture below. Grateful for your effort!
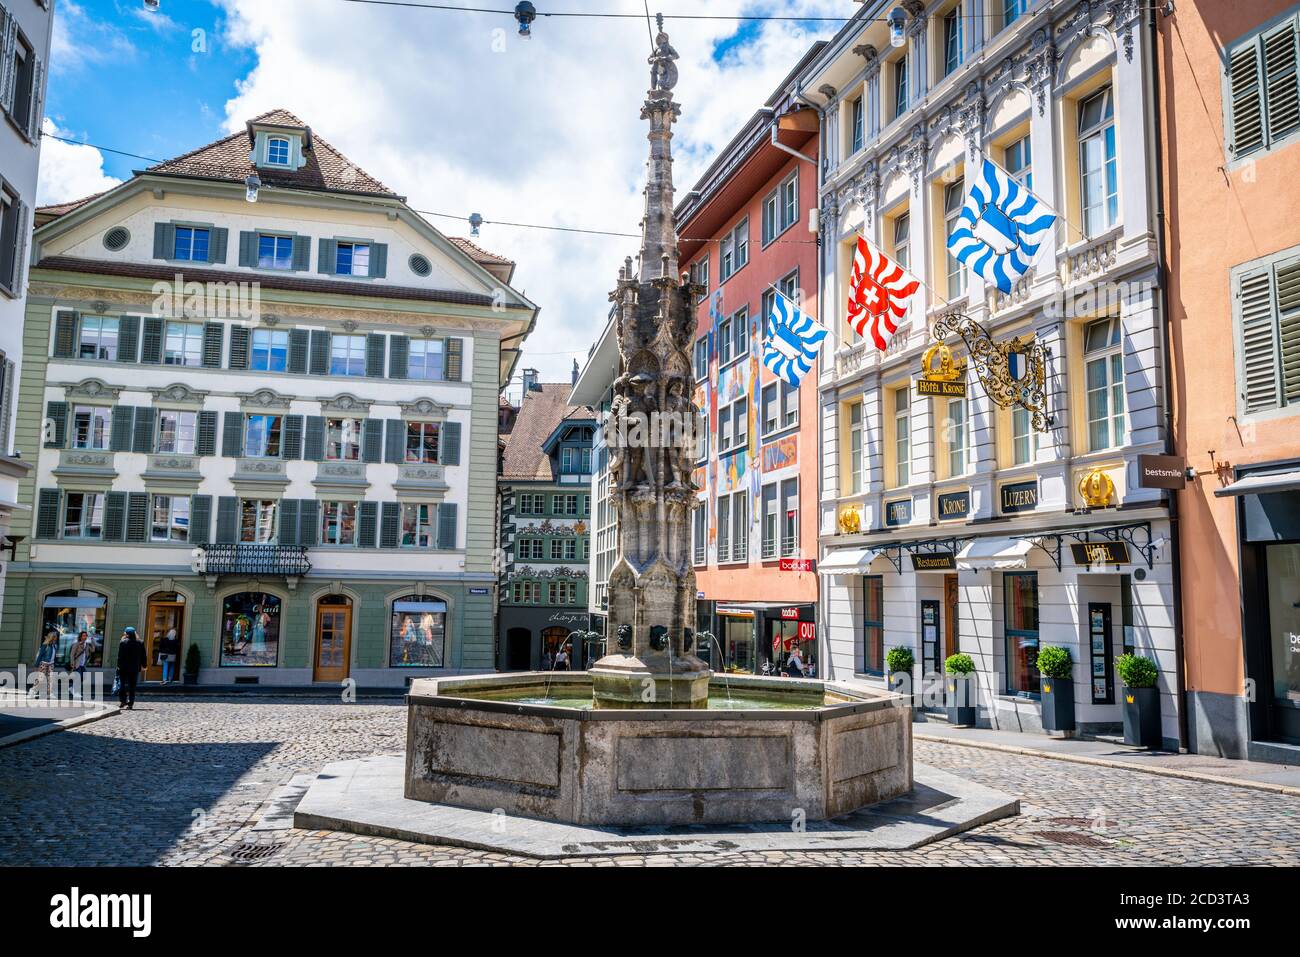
[31,630,58,698]
[68,631,95,699]
[116,627,147,710]
[159,628,180,684]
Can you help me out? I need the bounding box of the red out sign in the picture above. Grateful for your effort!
[798,622,815,642]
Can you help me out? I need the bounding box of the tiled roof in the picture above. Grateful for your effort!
[448,237,513,266]
[143,108,399,198]
[33,256,533,310]
[500,383,594,482]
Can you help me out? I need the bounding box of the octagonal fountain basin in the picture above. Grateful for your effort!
[404,672,912,827]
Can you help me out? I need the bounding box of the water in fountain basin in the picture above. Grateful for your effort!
[458,686,825,711]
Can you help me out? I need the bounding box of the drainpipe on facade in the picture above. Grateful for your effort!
[1147,3,1190,752]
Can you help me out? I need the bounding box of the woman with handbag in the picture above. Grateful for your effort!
[32,631,59,698]
[159,628,180,684]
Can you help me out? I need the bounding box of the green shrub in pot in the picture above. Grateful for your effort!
[944,653,977,726]
[1117,653,1162,748]
[1036,645,1074,733]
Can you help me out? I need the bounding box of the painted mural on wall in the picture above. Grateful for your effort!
[761,434,798,472]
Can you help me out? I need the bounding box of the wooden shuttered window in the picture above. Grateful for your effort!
[52,310,78,358]
[133,407,155,453]
[279,498,300,546]
[288,328,309,374]
[437,502,458,550]
[1236,254,1300,414]
[384,418,404,463]
[379,501,401,548]
[215,496,239,543]
[190,495,213,545]
[237,231,256,268]
[153,222,177,260]
[140,317,164,364]
[1228,18,1300,158]
[196,410,219,456]
[362,418,383,463]
[303,416,326,462]
[43,401,67,448]
[221,411,244,457]
[388,335,409,378]
[440,420,461,466]
[228,325,251,369]
[365,333,386,377]
[317,238,337,275]
[117,316,140,363]
[308,330,330,376]
[209,227,230,264]
[202,322,224,368]
[282,414,305,460]
[369,243,388,279]
[298,499,320,547]
[35,488,60,539]
[103,492,127,542]
[110,406,134,452]
[125,492,149,543]
[291,235,311,271]
[444,336,463,381]
[357,501,379,548]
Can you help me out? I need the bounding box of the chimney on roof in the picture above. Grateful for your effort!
[571,358,580,386]
[522,368,539,393]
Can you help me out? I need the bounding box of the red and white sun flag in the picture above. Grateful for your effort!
[846,235,921,351]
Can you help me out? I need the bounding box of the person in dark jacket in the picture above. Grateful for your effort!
[116,627,148,710]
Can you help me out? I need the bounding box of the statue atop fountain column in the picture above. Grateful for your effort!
[589,16,711,709]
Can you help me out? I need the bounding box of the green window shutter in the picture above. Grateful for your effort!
[282,414,304,459]
[222,411,244,457]
[153,222,175,260]
[228,325,250,369]
[318,238,337,275]
[117,316,140,362]
[437,502,458,550]
[439,420,462,466]
[140,317,164,364]
[303,416,326,461]
[379,501,401,547]
[133,406,155,453]
[369,243,388,278]
[1264,22,1299,146]
[196,410,218,456]
[358,501,378,548]
[388,335,409,378]
[298,499,320,546]
[201,322,224,368]
[1229,41,1265,157]
[189,494,213,545]
[1238,266,1281,413]
[365,333,386,377]
[103,492,127,542]
[110,405,135,452]
[279,498,300,546]
[44,401,67,448]
[215,496,239,543]
[1276,256,1300,403]
[444,337,463,381]
[362,418,383,462]
[291,235,311,271]
[209,227,229,264]
[125,492,149,543]
[52,310,79,358]
[308,330,330,376]
[384,418,405,463]
[238,231,257,268]
[35,489,61,539]
[288,328,309,374]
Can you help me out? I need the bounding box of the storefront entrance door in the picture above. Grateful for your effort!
[313,597,352,683]
[1265,543,1300,742]
[145,596,185,682]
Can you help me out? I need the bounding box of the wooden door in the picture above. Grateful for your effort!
[944,574,960,660]
[145,599,184,682]
[313,600,352,682]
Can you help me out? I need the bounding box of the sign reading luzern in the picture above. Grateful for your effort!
[1000,480,1039,514]
[911,552,957,571]
[1070,541,1131,566]
[937,489,971,520]
[1137,454,1187,490]
[884,498,913,527]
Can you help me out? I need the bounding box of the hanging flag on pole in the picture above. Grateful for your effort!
[947,157,1057,293]
[847,235,921,352]
[762,289,828,387]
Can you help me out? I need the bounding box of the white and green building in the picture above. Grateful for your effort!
[1,109,536,687]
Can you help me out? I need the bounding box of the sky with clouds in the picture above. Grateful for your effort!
[40,0,847,395]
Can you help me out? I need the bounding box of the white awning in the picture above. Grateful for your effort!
[818,547,881,575]
[1214,469,1300,497]
[957,538,1034,570]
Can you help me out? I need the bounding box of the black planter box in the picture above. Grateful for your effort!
[945,675,977,727]
[182,673,198,686]
[1039,675,1076,732]
[1122,685,1162,748]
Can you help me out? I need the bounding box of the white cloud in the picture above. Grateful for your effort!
[36,119,123,206]
[213,0,844,385]
[50,1,137,75]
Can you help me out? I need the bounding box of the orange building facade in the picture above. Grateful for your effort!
[1160,1,1300,759]
[676,46,825,676]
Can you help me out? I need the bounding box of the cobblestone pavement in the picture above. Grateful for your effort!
[2,697,1297,867]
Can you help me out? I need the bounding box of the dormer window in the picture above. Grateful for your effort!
[266,136,291,166]
[258,234,294,270]
[336,242,371,276]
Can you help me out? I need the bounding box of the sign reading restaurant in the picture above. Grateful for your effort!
[1000,480,1039,514]
[884,498,913,527]
[937,489,970,520]
[911,552,957,571]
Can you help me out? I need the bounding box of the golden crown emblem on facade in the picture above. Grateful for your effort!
[1077,468,1116,508]
[838,506,862,534]
[920,342,964,382]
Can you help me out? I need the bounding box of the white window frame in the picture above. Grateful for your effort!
[71,405,111,450]
[157,409,197,455]
[1078,87,1118,236]
[163,321,204,367]
[1083,316,1126,451]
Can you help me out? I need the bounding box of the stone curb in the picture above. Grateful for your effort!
[0,701,120,749]
[915,731,1300,798]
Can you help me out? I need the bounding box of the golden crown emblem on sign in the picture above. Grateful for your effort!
[1077,468,1115,508]
[838,506,862,534]
[920,342,964,382]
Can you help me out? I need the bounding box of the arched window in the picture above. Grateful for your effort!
[41,590,107,666]
[220,592,282,667]
[389,596,446,668]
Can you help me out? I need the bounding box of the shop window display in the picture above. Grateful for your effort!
[390,597,447,667]
[41,590,107,666]
[220,592,281,667]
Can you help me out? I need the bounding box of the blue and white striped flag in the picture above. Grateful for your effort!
[763,292,828,387]
[947,158,1056,293]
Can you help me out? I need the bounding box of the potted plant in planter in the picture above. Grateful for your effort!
[1117,653,1161,748]
[183,643,201,686]
[885,646,914,698]
[1036,645,1075,733]
[944,653,977,727]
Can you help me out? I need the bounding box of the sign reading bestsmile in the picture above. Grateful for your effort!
[1000,480,1039,514]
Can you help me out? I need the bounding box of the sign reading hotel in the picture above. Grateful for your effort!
[1000,480,1039,514]
[1070,541,1131,566]
[911,552,957,571]
[884,498,913,527]
[916,342,968,398]
[937,489,971,520]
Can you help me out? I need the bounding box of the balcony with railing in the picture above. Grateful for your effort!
[197,543,312,577]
